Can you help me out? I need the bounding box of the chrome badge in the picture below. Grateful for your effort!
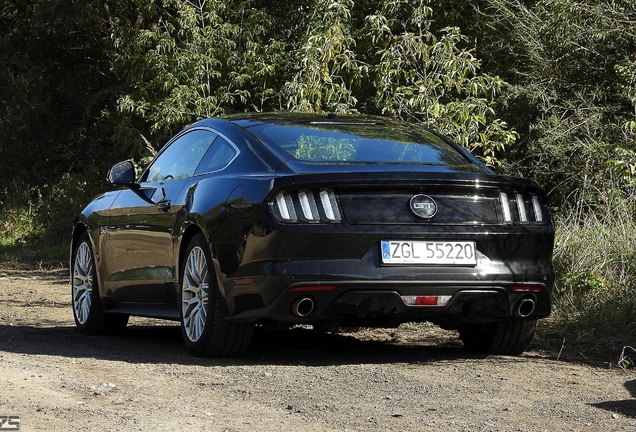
[410,195,437,219]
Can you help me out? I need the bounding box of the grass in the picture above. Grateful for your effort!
[546,202,636,360]
[0,242,69,271]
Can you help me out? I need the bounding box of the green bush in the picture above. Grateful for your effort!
[0,168,106,247]
[552,194,636,342]
[0,206,44,246]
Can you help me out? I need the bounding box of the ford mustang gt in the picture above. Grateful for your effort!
[71,113,554,357]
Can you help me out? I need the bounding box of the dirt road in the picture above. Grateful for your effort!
[1,269,635,431]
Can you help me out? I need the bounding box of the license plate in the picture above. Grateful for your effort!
[381,240,476,265]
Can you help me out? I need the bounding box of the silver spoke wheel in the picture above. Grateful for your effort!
[181,246,209,342]
[72,242,93,325]
[180,233,253,357]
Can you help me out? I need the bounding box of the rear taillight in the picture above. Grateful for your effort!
[271,189,342,223]
[499,192,547,225]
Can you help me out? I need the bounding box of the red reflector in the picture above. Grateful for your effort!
[290,285,337,292]
[510,285,543,292]
[233,278,254,285]
[414,296,438,306]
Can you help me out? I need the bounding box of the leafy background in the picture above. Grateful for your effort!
[1,0,635,347]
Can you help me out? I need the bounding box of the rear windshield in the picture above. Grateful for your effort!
[246,121,470,165]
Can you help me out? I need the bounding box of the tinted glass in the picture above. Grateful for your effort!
[144,129,217,182]
[195,136,238,175]
[247,122,469,165]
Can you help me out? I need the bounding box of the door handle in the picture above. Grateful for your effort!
[157,200,171,212]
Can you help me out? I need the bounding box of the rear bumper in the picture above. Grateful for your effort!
[226,280,551,327]
[218,222,554,327]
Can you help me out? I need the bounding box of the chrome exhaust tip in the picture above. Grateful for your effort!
[292,297,315,317]
[516,298,536,318]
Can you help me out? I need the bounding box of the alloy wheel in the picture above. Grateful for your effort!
[72,242,93,325]
[181,246,209,342]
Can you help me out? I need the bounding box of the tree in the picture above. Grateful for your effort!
[0,0,523,243]
[362,0,517,165]
[480,0,636,209]
[0,0,122,242]
[284,0,363,113]
[112,0,286,155]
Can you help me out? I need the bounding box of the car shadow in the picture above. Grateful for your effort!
[590,379,636,419]
[0,322,507,367]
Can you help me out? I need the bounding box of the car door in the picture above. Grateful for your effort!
[103,129,218,302]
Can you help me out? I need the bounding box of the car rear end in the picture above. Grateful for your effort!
[235,171,553,327]
[226,114,554,354]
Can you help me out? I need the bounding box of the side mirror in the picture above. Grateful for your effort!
[107,160,136,186]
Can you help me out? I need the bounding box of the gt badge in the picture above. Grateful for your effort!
[410,194,437,219]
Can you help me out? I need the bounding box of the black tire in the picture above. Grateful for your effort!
[459,318,537,356]
[180,233,253,357]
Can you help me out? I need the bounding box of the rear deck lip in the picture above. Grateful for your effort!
[269,170,543,194]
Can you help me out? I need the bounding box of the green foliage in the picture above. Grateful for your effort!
[114,0,516,165]
[0,207,44,247]
[364,1,517,165]
[0,0,123,173]
[113,0,285,140]
[36,171,107,243]
[553,191,636,339]
[282,0,517,164]
[284,0,363,113]
[2,0,636,347]
[481,0,636,208]
[0,0,130,246]
[295,135,357,161]
[0,170,106,246]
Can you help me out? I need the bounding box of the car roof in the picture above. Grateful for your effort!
[224,112,395,129]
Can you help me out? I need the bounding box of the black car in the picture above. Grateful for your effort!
[71,113,554,357]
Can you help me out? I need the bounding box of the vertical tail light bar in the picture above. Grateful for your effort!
[532,195,543,222]
[275,192,296,221]
[272,190,342,223]
[499,192,512,224]
[298,191,319,221]
[515,193,528,223]
[319,190,341,221]
[500,191,547,224]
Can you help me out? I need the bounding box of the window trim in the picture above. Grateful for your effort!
[193,131,241,176]
[139,126,241,183]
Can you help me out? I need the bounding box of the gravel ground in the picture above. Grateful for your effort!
[1,269,635,431]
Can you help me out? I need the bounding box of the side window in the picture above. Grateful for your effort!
[195,136,238,175]
[144,130,217,182]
